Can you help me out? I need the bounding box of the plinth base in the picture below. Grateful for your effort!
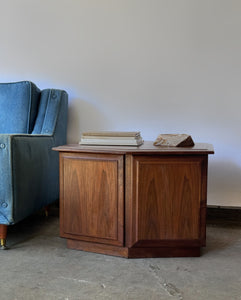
[67,239,201,258]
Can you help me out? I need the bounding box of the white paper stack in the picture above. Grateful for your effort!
[79,131,144,146]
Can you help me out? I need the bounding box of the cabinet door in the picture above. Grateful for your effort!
[125,155,207,248]
[59,153,124,246]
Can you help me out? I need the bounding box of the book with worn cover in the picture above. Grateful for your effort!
[81,131,141,138]
[153,134,194,147]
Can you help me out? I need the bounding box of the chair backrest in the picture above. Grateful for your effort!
[32,88,68,139]
[0,81,40,134]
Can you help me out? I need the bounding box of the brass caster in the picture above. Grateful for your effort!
[0,239,8,250]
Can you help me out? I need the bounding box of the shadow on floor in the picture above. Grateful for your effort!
[5,206,241,254]
[6,204,59,249]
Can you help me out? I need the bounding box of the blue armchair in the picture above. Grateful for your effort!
[0,81,68,249]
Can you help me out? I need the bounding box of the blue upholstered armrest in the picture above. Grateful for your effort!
[0,134,59,225]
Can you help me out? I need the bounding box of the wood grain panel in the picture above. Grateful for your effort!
[59,153,124,246]
[127,155,205,247]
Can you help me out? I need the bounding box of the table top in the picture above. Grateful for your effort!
[53,141,214,155]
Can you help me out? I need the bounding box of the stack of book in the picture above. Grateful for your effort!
[79,131,144,146]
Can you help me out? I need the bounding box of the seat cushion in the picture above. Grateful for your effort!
[0,81,40,134]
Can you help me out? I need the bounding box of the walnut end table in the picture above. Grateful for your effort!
[53,142,214,258]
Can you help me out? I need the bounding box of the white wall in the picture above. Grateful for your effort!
[1,0,241,207]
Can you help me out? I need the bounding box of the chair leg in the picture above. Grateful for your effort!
[44,206,50,217]
[0,224,7,250]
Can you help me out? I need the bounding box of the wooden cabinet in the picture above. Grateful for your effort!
[54,142,214,258]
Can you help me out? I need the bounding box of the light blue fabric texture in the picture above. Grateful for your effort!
[0,81,68,225]
[0,81,40,134]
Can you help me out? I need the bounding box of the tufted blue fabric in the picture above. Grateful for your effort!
[0,81,40,134]
[0,81,68,226]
